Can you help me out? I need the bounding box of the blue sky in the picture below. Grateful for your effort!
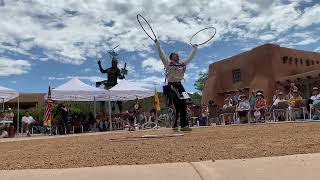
[0,0,320,93]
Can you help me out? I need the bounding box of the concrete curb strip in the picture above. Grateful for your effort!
[0,162,201,180]
[1,153,320,180]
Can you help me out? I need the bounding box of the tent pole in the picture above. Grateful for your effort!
[108,100,112,131]
[93,96,96,118]
[18,96,20,135]
[2,98,4,112]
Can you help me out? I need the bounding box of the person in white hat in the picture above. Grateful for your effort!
[6,107,14,122]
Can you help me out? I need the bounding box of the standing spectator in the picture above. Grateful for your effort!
[243,88,250,98]
[233,90,240,105]
[58,104,68,134]
[199,104,208,126]
[287,83,298,99]
[254,92,267,122]
[5,108,14,122]
[133,98,144,127]
[21,111,35,137]
[249,90,257,119]
[272,90,280,104]
[87,112,96,130]
[225,94,233,105]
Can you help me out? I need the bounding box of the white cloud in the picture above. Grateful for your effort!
[82,68,91,72]
[259,34,275,41]
[188,63,198,70]
[295,38,318,46]
[0,57,31,76]
[142,57,164,73]
[296,4,320,28]
[0,0,319,67]
[127,76,164,89]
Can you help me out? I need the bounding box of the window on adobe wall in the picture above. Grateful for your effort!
[282,56,288,64]
[289,57,293,64]
[306,59,310,66]
[295,58,298,65]
[317,61,319,64]
[311,60,315,65]
[232,69,241,83]
[300,58,303,65]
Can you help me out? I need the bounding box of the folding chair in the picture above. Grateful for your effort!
[290,100,307,121]
[309,103,320,120]
[220,106,236,125]
[273,101,289,121]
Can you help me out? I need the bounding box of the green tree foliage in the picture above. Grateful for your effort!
[194,72,208,92]
[191,92,202,106]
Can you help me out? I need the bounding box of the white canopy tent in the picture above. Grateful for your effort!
[0,85,20,133]
[0,85,19,104]
[96,80,154,101]
[48,77,108,121]
[51,77,107,101]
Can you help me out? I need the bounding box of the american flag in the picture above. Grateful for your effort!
[43,86,52,127]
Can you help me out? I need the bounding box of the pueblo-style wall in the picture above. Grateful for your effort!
[202,44,320,105]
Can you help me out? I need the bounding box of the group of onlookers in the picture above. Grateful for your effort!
[202,83,320,125]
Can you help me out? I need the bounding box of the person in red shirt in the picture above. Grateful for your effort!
[254,92,267,122]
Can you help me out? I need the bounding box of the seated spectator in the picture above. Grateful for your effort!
[96,112,109,131]
[0,128,8,138]
[124,110,136,131]
[254,92,267,122]
[236,94,250,123]
[222,99,233,124]
[21,111,35,137]
[149,109,156,122]
[208,100,222,125]
[288,89,303,108]
[273,92,289,121]
[273,92,287,106]
[223,99,233,109]
[307,87,319,112]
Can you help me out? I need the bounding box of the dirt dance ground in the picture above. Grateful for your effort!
[1,121,320,170]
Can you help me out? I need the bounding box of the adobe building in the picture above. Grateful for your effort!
[6,93,46,110]
[202,44,320,105]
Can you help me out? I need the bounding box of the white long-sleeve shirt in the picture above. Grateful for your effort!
[156,41,197,82]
